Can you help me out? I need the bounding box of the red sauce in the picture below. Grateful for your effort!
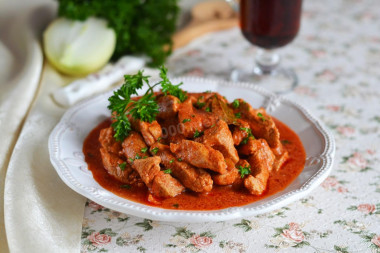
[83,118,305,210]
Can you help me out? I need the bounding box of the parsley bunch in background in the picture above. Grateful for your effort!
[57,0,179,66]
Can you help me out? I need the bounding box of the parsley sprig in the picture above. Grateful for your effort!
[237,164,251,178]
[160,66,187,102]
[108,66,187,141]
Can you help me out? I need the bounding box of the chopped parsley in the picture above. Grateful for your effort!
[129,158,134,163]
[193,130,204,138]
[257,112,266,121]
[232,99,240,108]
[182,118,191,123]
[235,112,241,118]
[119,162,127,171]
[169,159,174,164]
[120,184,131,189]
[205,107,211,112]
[164,169,172,174]
[141,147,148,153]
[241,137,249,145]
[237,164,251,178]
[177,158,183,162]
[196,96,206,109]
[151,147,159,155]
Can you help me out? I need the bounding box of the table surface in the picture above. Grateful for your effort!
[79,1,380,252]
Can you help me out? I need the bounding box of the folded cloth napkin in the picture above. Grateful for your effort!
[0,2,54,251]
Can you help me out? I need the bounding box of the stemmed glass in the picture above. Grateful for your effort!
[231,0,303,94]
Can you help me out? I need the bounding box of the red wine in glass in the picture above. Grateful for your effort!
[232,0,303,93]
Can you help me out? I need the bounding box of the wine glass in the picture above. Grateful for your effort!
[231,0,303,94]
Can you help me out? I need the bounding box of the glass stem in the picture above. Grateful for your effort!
[255,49,281,74]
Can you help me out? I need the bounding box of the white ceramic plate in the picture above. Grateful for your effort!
[49,77,335,223]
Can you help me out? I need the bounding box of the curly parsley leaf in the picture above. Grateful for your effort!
[237,164,251,178]
[159,66,187,102]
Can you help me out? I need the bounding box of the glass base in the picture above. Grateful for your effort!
[230,66,298,94]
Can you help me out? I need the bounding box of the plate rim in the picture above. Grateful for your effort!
[48,77,335,222]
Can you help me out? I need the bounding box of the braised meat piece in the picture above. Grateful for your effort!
[150,142,213,192]
[197,120,239,164]
[151,171,185,198]
[99,148,140,184]
[130,118,162,146]
[157,95,180,119]
[99,127,122,155]
[178,98,218,138]
[122,131,149,162]
[273,150,289,172]
[132,157,161,187]
[212,158,239,185]
[170,140,227,174]
[233,99,284,156]
[243,139,275,195]
[232,119,250,146]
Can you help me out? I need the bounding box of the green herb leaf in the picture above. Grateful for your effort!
[169,159,174,164]
[177,158,183,162]
[164,169,172,174]
[119,162,127,171]
[257,112,266,121]
[160,66,187,102]
[151,147,159,155]
[182,119,191,123]
[205,107,211,112]
[232,99,240,108]
[135,154,141,160]
[237,164,251,178]
[235,112,241,118]
[193,130,204,138]
[141,147,148,153]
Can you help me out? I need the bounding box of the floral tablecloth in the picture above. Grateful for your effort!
[80,1,380,252]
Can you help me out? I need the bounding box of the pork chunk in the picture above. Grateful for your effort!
[99,127,122,155]
[122,131,149,162]
[178,98,218,138]
[232,120,250,146]
[197,120,239,163]
[212,158,239,185]
[100,147,139,184]
[150,142,213,192]
[157,95,180,119]
[170,140,227,174]
[273,150,289,172]
[130,118,162,146]
[243,139,275,195]
[151,171,185,198]
[132,157,161,187]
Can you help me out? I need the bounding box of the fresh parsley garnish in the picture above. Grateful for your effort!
[182,118,191,123]
[241,137,249,145]
[237,164,251,178]
[164,169,172,174]
[119,162,127,171]
[135,154,141,160]
[160,66,187,102]
[151,147,159,155]
[177,158,183,162]
[232,99,240,108]
[257,112,266,121]
[193,130,204,138]
[205,107,211,112]
[169,159,174,164]
[196,96,206,109]
[141,147,148,153]
[235,112,241,118]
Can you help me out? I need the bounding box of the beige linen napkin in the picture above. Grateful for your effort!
[0,2,55,251]
[4,63,86,252]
